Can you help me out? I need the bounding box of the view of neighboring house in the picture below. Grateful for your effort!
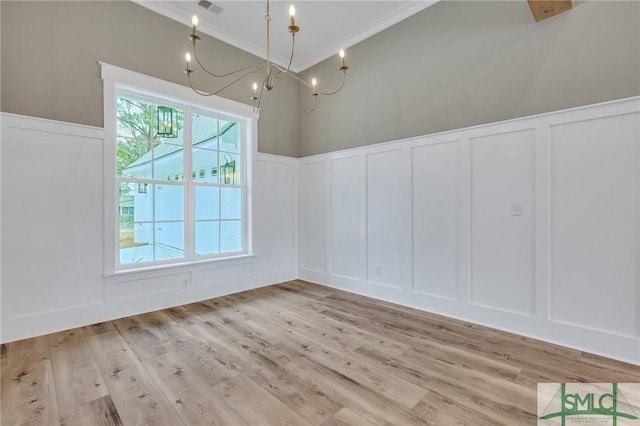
[119,112,242,264]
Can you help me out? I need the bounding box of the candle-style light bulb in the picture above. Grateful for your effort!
[250,82,258,102]
[250,82,259,102]
[191,15,199,37]
[339,49,346,68]
[185,52,192,71]
[311,78,317,95]
[289,5,296,26]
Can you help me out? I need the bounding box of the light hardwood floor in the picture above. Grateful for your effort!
[2,280,639,425]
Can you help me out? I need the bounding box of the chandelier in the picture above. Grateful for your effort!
[184,0,349,114]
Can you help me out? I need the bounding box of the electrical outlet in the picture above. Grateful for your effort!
[375,265,382,275]
[511,201,524,216]
[182,278,190,288]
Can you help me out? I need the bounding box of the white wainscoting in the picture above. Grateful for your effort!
[299,97,640,365]
[367,148,412,290]
[470,129,536,316]
[300,160,329,274]
[3,98,639,365]
[412,138,461,301]
[0,113,298,343]
[330,155,365,281]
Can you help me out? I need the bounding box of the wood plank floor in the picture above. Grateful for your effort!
[2,280,639,425]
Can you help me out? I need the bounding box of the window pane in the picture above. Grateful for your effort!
[155,184,184,221]
[193,148,218,183]
[153,144,184,181]
[120,222,153,264]
[195,221,220,256]
[156,109,185,145]
[221,220,242,253]
[220,188,242,220]
[193,113,219,151]
[219,153,241,185]
[119,182,153,222]
[118,97,185,143]
[195,186,219,221]
[117,97,153,139]
[134,185,153,222]
[219,121,241,153]
[155,222,184,260]
[118,137,152,178]
[119,185,135,251]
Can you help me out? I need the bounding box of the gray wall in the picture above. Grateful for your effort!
[2,1,639,158]
[299,0,640,156]
[0,1,299,157]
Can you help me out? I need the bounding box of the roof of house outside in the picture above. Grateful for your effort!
[123,117,236,171]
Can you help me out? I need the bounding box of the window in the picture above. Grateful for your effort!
[102,63,254,272]
[115,93,247,268]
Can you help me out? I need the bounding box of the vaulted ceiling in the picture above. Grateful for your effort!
[134,1,439,72]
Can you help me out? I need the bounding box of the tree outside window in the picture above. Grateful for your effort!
[116,95,244,266]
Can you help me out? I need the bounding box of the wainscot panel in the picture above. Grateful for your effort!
[549,112,639,338]
[0,112,298,342]
[412,139,461,300]
[299,97,640,365]
[300,160,329,274]
[469,128,536,316]
[330,155,365,280]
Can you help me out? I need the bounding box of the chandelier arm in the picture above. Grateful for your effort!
[273,68,346,97]
[273,68,313,89]
[317,71,347,96]
[271,64,288,82]
[272,64,285,76]
[273,63,348,97]
[271,33,296,75]
[274,75,316,113]
[210,70,265,95]
[186,73,218,97]
[285,34,296,73]
[192,43,264,79]
[188,70,264,97]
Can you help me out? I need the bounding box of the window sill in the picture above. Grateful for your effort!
[104,253,256,278]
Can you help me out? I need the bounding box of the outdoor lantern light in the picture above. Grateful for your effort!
[157,106,178,138]
[221,154,236,185]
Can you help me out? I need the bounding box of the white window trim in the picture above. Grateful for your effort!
[101,62,256,275]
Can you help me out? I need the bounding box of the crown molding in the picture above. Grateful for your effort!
[132,0,298,71]
[294,1,439,71]
[133,1,440,73]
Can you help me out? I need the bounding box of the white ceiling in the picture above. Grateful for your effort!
[134,1,439,72]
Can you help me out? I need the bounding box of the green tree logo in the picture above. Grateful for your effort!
[539,383,639,426]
